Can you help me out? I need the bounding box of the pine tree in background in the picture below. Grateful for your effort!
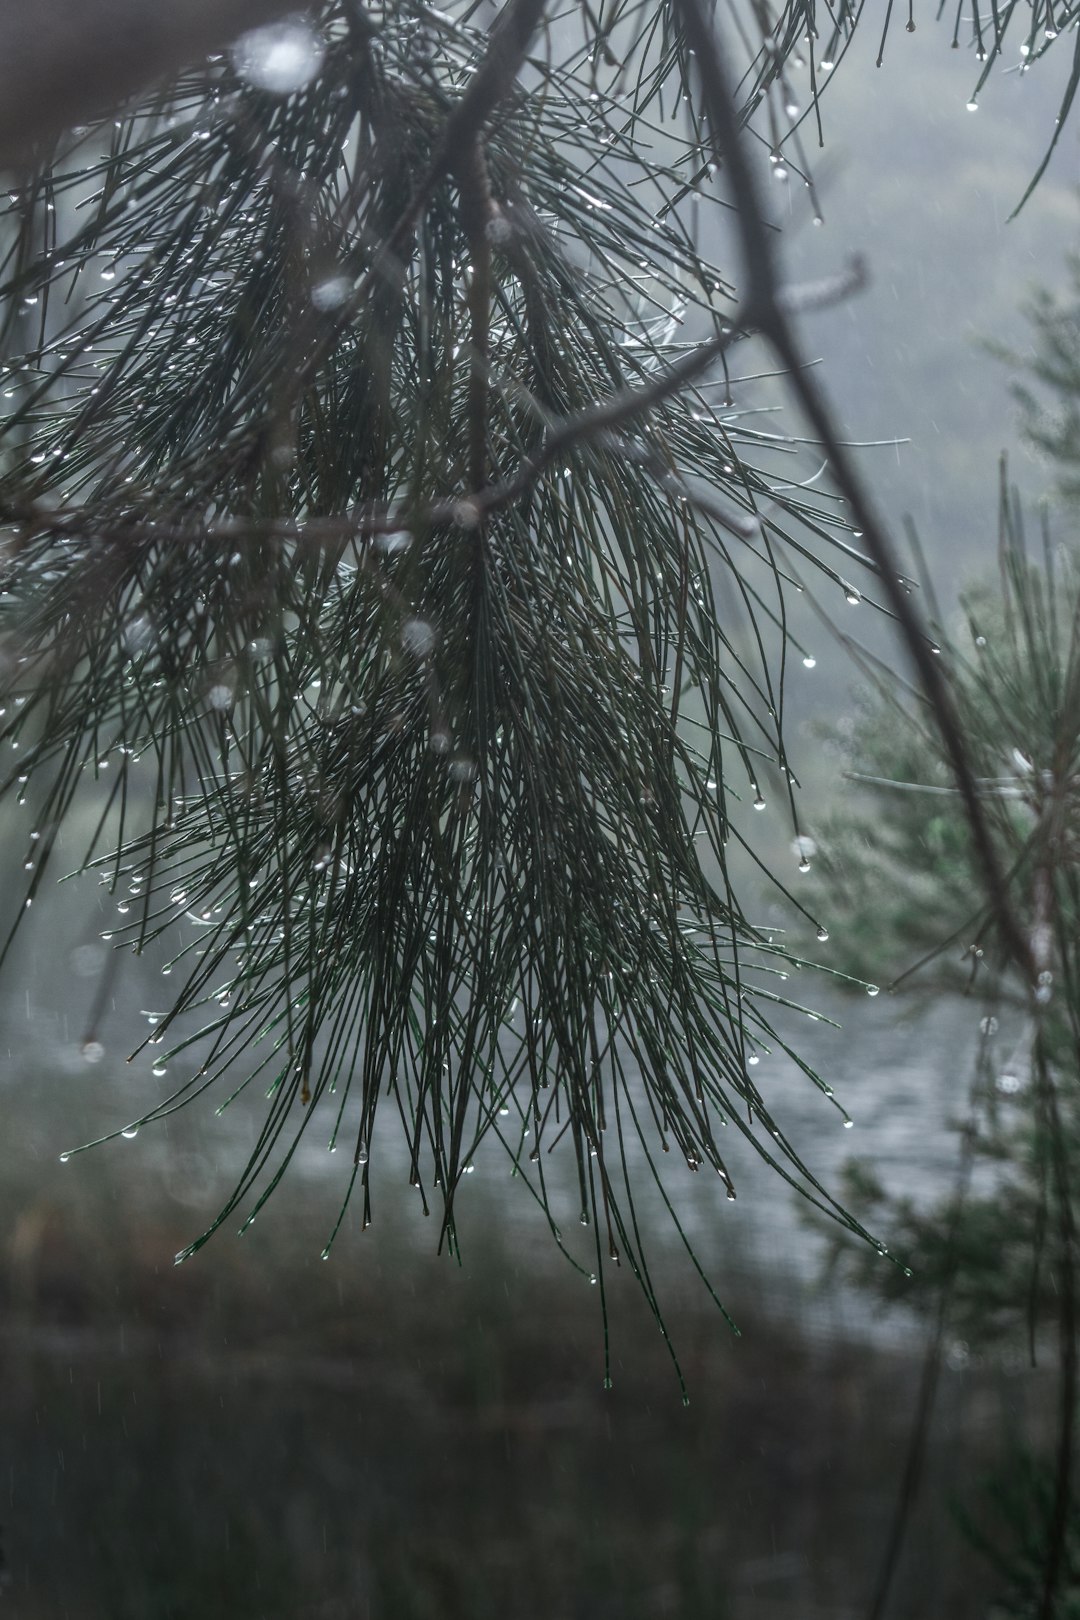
[0,0,1076,1370]
[798,458,1080,1614]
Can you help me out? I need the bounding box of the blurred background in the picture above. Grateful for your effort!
[2,15,1079,1620]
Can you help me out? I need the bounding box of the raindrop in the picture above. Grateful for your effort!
[843,1119,854,1129]
[866,984,880,997]
[966,99,978,112]
[802,655,816,669]
[121,1125,139,1140]
[59,1152,71,1163]
[747,1054,760,1066]
[356,1140,369,1164]
[81,1039,105,1064]
[401,618,435,659]
[816,926,829,942]
[843,584,861,605]
[753,795,766,811]
[374,528,412,555]
[452,498,481,528]
[152,1063,167,1078]
[208,682,234,710]
[231,18,325,93]
[311,275,351,311]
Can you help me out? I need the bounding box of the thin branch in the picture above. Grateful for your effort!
[673,0,1037,989]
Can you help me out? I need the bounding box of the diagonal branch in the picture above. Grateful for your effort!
[673,0,1037,990]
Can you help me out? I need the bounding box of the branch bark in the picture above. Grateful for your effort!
[0,0,299,169]
[673,0,1037,990]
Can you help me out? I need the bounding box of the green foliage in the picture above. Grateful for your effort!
[805,489,1080,1349]
[0,0,902,1347]
[961,1456,1080,1620]
[2,0,1080,1355]
[804,488,1080,995]
[1000,253,1080,504]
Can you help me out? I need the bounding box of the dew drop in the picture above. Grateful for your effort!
[231,18,325,93]
[401,618,436,659]
[311,275,351,311]
[374,528,412,556]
